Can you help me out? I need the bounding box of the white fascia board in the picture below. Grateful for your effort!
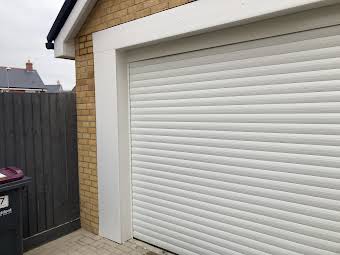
[54,0,340,59]
[93,0,340,53]
[54,0,98,59]
[92,0,340,244]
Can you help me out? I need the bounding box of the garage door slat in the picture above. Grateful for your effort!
[131,71,340,97]
[132,122,340,135]
[132,152,340,179]
[130,80,340,99]
[134,195,340,243]
[133,184,340,232]
[131,129,340,146]
[131,46,340,81]
[132,136,340,157]
[131,58,340,88]
[132,144,340,169]
[130,25,340,72]
[131,90,340,107]
[134,206,339,254]
[132,165,340,200]
[132,159,340,189]
[133,173,340,213]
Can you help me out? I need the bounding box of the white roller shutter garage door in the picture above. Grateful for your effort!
[129,24,340,255]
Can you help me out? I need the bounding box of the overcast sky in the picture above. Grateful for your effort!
[0,0,75,90]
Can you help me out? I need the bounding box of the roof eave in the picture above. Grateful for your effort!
[47,0,98,59]
[46,0,78,46]
[49,0,340,60]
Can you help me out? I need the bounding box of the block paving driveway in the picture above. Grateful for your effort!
[25,229,174,255]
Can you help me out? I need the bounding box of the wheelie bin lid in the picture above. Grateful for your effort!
[0,167,24,185]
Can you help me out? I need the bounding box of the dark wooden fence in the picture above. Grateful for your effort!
[0,92,80,250]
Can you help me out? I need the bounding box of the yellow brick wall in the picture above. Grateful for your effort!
[75,0,193,234]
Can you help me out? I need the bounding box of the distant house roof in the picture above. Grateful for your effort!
[46,84,63,93]
[0,66,46,90]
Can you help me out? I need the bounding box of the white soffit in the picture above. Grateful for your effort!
[54,0,98,59]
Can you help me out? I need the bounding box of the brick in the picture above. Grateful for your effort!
[114,8,128,18]
[120,0,135,9]
[136,7,151,18]
[79,35,87,42]
[151,2,168,12]
[79,48,88,55]
[143,0,160,8]
[85,41,93,48]
[128,3,144,13]
[120,13,135,23]
[169,0,190,8]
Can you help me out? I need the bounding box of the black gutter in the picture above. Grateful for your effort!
[46,0,77,49]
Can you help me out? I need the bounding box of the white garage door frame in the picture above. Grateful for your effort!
[92,0,340,243]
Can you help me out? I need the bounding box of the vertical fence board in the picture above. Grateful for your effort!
[0,95,6,167]
[0,92,80,249]
[65,93,73,219]
[23,94,38,236]
[66,93,80,219]
[51,94,63,226]
[49,94,58,229]
[13,95,25,169]
[71,94,80,217]
[32,94,46,232]
[40,95,54,229]
[4,94,15,165]
[13,95,29,237]
[56,94,68,225]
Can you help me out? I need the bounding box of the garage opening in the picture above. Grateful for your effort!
[129,24,340,255]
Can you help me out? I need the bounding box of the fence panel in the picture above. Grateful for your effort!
[0,92,80,250]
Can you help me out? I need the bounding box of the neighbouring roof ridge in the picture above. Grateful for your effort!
[0,66,37,71]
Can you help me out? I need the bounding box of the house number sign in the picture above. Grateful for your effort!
[0,195,9,209]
